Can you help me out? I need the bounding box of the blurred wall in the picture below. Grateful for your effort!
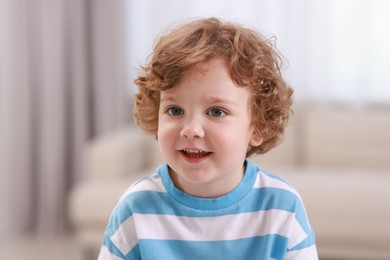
[127,0,390,104]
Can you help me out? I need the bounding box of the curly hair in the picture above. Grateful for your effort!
[134,17,293,156]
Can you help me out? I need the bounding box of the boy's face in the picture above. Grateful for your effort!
[157,58,262,198]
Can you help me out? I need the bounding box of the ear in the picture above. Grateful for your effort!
[249,132,263,147]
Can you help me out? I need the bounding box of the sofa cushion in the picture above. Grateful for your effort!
[86,127,161,180]
[280,167,390,259]
[304,105,390,170]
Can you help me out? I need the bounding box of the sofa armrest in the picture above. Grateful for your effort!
[85,126,161,180]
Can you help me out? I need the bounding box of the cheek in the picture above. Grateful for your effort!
[157,125,169,145]
[157,119,178,147]
[157,127,172,161]
[158,118,177,133]
[212,125,252,147]
[157,114,169,135]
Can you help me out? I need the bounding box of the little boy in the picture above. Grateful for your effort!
[98,17,318,259]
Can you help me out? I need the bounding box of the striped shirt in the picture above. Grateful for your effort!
[98,160,318,260]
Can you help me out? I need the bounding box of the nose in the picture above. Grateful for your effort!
[180,116,205,138]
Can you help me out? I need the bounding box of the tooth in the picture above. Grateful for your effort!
[185,149,203,153]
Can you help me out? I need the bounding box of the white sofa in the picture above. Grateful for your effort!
[69,104,390,259]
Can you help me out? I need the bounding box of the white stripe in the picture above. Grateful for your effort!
[254,171,314,234]
[110,215,138,256]
[254,171,303,201]
[98,245,124,260]
[285,244,318,260]
[118,173,166,203]
[288,217,309,248]
[134,210,307,247]
[254,171,313,247]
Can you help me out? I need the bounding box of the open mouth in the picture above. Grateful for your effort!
[180,149,211,159]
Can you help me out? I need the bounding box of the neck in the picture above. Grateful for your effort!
[168,165,246,198]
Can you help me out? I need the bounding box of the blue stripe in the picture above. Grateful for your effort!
[136,235,288,260]
[104,184,310,232]
[103,198,135,238]
[119,187,300,217]
[126,243,141,260]
[102,159,315,258]
[103,187,312,257]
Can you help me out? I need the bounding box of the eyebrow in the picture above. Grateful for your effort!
[160,95,240,108]
[206,96,239,107]
[160,95,177,103]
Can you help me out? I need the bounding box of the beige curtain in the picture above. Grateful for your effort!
[0,0,130,238]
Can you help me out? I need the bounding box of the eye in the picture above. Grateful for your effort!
[207,108,226,117]
[167,106,184,116]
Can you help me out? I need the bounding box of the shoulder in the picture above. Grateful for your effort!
[118,170,166,202]
[255,169,299,195]
[248,161,303,211]
[111,167,167,214]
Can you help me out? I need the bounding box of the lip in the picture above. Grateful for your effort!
[178,148,212,163]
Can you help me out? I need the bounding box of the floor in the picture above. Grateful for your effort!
[0,235,83,260]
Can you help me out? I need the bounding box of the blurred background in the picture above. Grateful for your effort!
[1,0,389,259]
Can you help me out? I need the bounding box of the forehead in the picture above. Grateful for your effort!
[160,58,253,103]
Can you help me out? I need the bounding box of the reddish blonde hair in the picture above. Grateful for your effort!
[134,17,293,156]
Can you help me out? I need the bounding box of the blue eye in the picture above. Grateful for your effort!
[167,106,183,116]
[208,108,226,117]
